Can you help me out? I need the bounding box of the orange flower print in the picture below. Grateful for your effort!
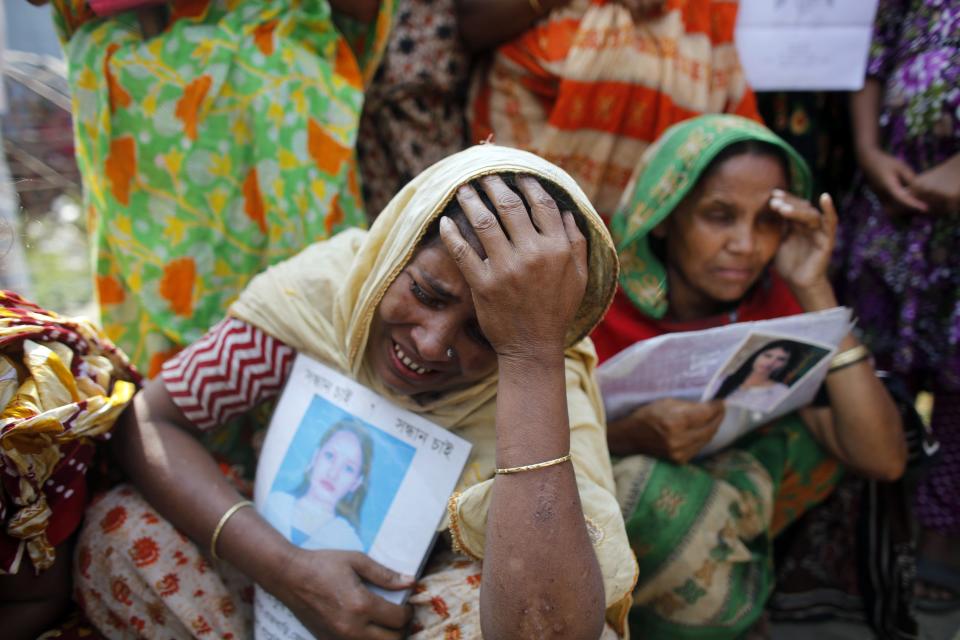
[431,596,450,619]
[96,275,126,306]
[219,596,236,617]
[169,0,211,21]
[790,106,811,136]
[307,119,350,176]
[147,347,183,379]
[129,616,145,633]
[444,624,462,640]
[147,600,166,625]
[243,168,267,234]
[105,137,137,206]
[141,512,160,525]
[192,615,213,635]
[157,573,180,597]
[175,75,213,141]
[173,550,189,566]
[465,573,482,588]
[129,537,160,568]
[159,257,196,317]
[324,194,344,236]
[253,20,278,56]
[100,506,127,534]
[112,578,133,606]
[334,38,362,89]
[104,44,131,113]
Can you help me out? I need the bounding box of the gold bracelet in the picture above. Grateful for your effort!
[496,453,571,475]
[528,0,544,14]
[210,500,254,561]
[828,345,871,373]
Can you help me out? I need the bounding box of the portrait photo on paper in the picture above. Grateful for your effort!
[705,333,832,414]
[261,395,416,552]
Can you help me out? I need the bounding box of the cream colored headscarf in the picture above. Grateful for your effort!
[230,144,637,633]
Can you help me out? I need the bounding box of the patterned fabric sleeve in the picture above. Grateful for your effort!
[867,0,906,79]
[161,318,295,431]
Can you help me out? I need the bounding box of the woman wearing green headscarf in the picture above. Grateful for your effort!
[590,115,907,638]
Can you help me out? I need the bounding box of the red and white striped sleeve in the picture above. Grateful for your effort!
[161,318,295,431]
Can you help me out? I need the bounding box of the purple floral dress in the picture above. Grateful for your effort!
[834,0,960,537]
[835,0,960,391]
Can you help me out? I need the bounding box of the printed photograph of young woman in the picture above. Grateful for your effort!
[709,336,831,413]
[262,397,416,552]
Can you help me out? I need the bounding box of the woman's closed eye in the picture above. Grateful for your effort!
[702,209,734,225]
[756,210,785,231]
[410,277,442,309]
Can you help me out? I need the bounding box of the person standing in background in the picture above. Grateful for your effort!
[463,0,760,219]
[834,0,960,610]
[356,0,471,220]
[48,0,394,378]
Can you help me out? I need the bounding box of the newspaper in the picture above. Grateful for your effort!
[735,0,880,91]
[597,307,852,456]
[253,354,471,640]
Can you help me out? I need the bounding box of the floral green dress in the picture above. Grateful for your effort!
[51,0,395,378]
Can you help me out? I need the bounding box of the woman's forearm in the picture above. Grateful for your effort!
[455,0,569,51]
[850,78,883,157]
[480,352,605,640]
[114,385,295,594]
[793,281,906,481]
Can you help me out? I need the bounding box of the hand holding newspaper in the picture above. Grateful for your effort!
[253,354,471,640]
[597,307,853,456]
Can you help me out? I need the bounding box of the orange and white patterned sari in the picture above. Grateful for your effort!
[470,0,761,219]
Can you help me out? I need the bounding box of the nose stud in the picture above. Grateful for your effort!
[446,347,456,360]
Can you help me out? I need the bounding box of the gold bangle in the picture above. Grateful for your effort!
[210,500,254,561]
[528,0,544,14]
[496,453,571,475]
[828,345,871,373]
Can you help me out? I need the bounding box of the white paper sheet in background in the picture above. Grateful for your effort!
[735,0,880,91]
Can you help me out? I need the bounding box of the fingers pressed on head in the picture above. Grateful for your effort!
[455,183,511,257]
[562,211,588,278]
[479,175,535,240]
[516,175,563,236]
[439,216,485,278]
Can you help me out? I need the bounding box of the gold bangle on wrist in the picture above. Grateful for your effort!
[528,0,545,14]
[496,453,571,475]
[828,345,871,373]
[210,500,254,561]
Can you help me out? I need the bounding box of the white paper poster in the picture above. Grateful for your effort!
[253,355,471,640]
[735,0,880,91]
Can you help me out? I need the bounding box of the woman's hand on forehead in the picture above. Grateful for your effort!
[438,174,588,362]
[771,190,838,295]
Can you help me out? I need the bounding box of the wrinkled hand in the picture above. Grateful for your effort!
[610,399,725,464]
[771,191,837,293]
[907,154,960,215]
[330,0,381,23]
[858,147,928,214]
[439,175,588,362]
[276,549,412,640]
